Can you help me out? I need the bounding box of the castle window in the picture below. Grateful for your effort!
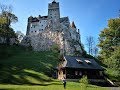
[35,31,36,32]
[42,29,43,30]
[42,25,43,26]
[32,25,35,28]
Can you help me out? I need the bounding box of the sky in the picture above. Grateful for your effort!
[0,0,120,46]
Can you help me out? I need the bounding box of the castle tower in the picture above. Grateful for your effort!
[26,16,33,35]
[48,0,60,19]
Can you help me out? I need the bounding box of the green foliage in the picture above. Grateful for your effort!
[50,44,60,60]
[98,18,120,69]
[0,4,18,44]
[0,27,16,38]
[105,68,120,81]
[0,22,17,45]
[106,46,120,69]
[0,17,7,24]
[98,18,120,81]
[0,4,18,25]
[79,75,89,90]
[50,44,60,54]
[105,47,120,81]
[79,75,89,85]
[108,18,120,30]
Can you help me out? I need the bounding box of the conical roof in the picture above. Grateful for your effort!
[71,21,76,28]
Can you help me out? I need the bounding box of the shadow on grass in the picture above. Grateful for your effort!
[26,82,62,86]
[0,44,61,87]
[0,53,59,86]
[0,66,55,85]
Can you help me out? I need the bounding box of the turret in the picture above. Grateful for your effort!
[48,0,60,19]
[71,21,76,29]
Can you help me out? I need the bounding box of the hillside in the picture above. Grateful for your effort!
[0,45,113,90]
[0,45,59,85]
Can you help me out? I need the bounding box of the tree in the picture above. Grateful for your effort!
[92,46,98,57]
[98,18,120,71]
[0,17,7,24]
[86,36,95,55]
[0,4,18,44]
[107,46,120,69]
[0,4,18,25]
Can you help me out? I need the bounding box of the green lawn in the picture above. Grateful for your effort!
[0,82,108,90]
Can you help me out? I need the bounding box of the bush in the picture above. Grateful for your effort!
[79,75,89,85]
[50,44,60,53]
[105,68,120,81]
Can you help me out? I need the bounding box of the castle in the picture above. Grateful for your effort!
[22,0,83,55]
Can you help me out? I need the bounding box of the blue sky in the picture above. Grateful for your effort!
[0,0,120,46]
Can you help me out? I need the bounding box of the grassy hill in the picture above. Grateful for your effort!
[0,45,110,90]
[0,45,59,85]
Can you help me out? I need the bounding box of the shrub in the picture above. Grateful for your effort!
[79,75,89,85]
[50,44,60,53]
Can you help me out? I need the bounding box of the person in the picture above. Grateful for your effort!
[62,77,66,89]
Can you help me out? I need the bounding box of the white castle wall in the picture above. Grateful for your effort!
[29,20,48,35]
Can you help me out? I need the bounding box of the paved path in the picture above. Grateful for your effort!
[108,87,120,90]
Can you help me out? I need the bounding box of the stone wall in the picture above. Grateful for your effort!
[23,1,83,55]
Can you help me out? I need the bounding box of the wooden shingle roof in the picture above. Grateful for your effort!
[63,56,104,70]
